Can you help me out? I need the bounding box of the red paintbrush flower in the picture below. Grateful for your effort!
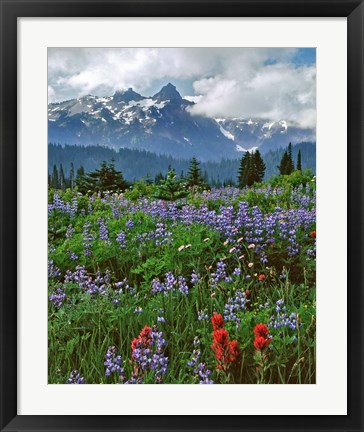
[211,312,224,331]
[211,328,241,367]
[258,274,266,281]
[253,324,271,352]
[253,336,270,351]
[254,323,269,339]
[131,326,152,352]
[212,328,229,346]
[228,340,241,363]
[310,231,316,239]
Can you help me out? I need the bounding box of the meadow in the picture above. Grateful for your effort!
[48,171,316,384]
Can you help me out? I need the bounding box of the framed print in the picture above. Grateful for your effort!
[1,0,363,431]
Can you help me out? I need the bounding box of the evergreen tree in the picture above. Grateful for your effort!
[278,151,288,175]
[223,178,235,187]
[70,162,75,190]
[155,169,187,201]
[238,152,250,187]
[186,157,207,190]
[145,174,153,185]
[278,144,295,175]
[238,150,266,188]
[238,151,262,187]
[253,150,266,183]
[203,170,209,184]
[75,160,128,194]
[154,172,164,185]
[76,166,85,179]
[52,164,59,189]
[296,150,302,171]
[59,163,66,190]
[287,142,295,173]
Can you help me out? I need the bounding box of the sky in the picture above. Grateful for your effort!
[48,47,316,129]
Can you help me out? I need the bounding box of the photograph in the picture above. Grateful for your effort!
[47,47,317,385]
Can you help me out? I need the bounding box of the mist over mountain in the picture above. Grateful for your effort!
[48,83,315,161]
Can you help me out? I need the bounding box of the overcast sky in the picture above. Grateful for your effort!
[48,47,316,129]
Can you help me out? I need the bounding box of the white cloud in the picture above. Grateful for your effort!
[183,95,203,103]
[48,48,316,128]
[189,61,316,129]
[48,85,55,100]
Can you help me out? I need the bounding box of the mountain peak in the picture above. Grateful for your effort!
[153,83,182,102]
[113,88,143,103]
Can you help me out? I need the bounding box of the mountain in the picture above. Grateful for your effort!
[216,119,315,154]
[48,83,315,161]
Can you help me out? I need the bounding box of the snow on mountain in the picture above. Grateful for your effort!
[215,118,315,154]
[48,83,315,160]
[235,144,258,153]
[219,125,235,141]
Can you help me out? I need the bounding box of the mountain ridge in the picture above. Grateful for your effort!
[48,83,316,161]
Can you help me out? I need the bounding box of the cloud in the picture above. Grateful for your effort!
[190,63,316,128]
[48,48,316,128]
[48,85,55,100]
[184,95,203,104]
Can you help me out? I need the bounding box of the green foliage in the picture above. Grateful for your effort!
[124,179,157,201]
[267,169,315,190]
[186,157,209,192]
[278,143,295,175]
[154,169,188,201]
[75,160,129,194]
[237,150,266,187]
[297,150,302,171]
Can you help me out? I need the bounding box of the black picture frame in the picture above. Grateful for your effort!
[1,1,363,431]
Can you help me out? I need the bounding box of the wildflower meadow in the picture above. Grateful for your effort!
[48,171,316,384]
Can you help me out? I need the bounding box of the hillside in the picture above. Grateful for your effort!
[48,141,316,185]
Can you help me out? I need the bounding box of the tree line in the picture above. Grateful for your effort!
[48,142,315,188]
[49,143,306,195]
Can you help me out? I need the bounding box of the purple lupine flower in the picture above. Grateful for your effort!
[211,259,229,288]
[116,230,127,249]
[190,271,201,285]
[196,363,214,384]
[164,272,176,292]
[223,290,248,329]
[82,221,94,257]
[98,217,111,245]
[131,325,169,384]
[177,275,189,295]
[64,266,110,297]
[104,346,125,381]
[125,219,134,229]
[125,373,143,384]
[151,278,164,294]
[270,299,300,333]
[232,267,241,277]
[187,337,213,384]
[197,310,209,321]
[66,224,75,239]
[66,370,86,384]
[48,260,61,279]
[69,251,79,261]
[154,222,173,246]
[49,286,66,308]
